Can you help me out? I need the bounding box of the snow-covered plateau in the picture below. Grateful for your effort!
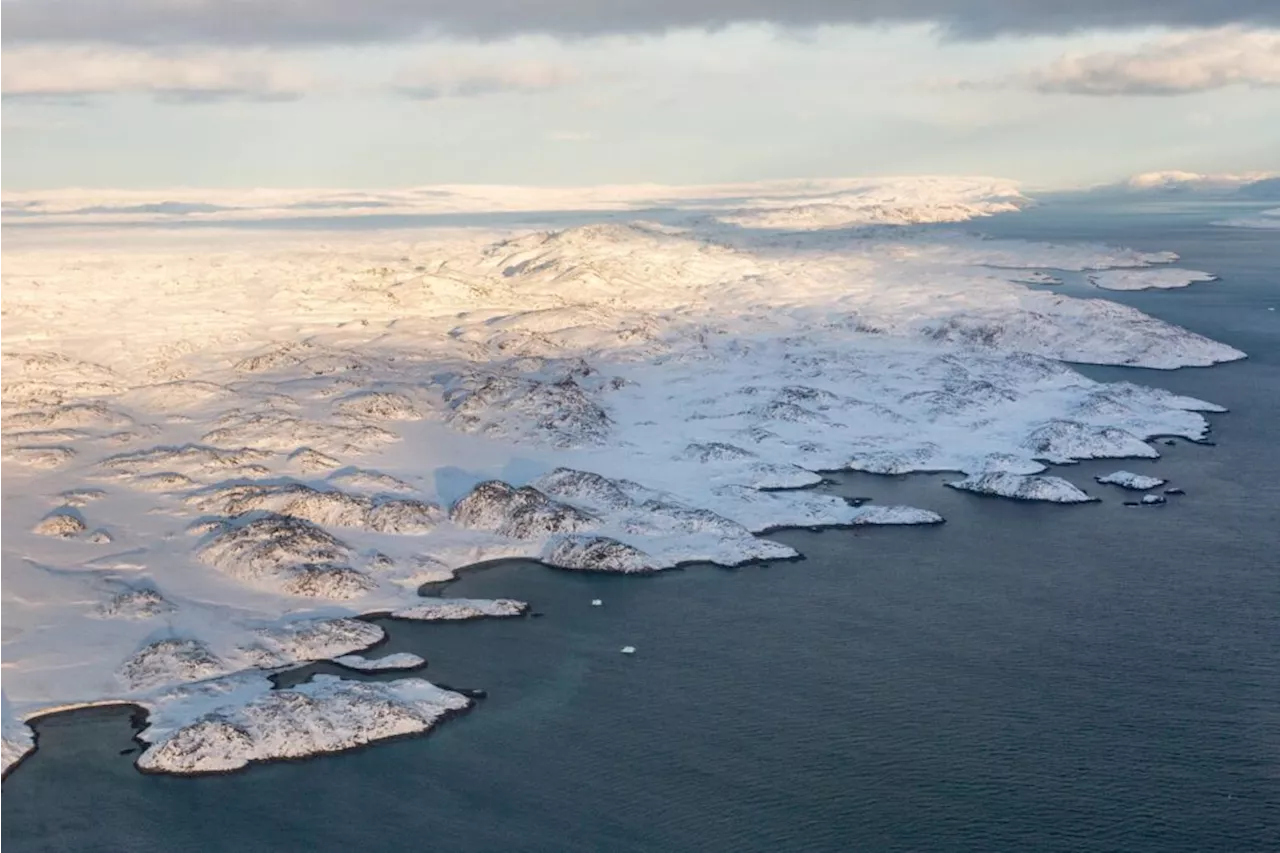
[0,177,1245,776]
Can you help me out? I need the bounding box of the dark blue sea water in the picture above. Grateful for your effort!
[3,200,1278,852]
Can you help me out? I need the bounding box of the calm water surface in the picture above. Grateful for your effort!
[3,202,1277,852]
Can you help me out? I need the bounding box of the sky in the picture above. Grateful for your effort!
[2,1,1279,190]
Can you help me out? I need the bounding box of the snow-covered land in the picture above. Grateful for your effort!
[945,473,1098,504]
[2,692,36,777]
[333,653,427,672]
[1088,269,1218,292]
[1213,208,1280,229]
[1009,271,1063,285]
[1095,471,1167,491]
[0,177,1245,775]
[391,599,529,621]
[134,673,470,775]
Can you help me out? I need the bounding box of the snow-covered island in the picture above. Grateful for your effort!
[945,473,1098,504]
[1095,471,1168,491]
[0,177,1244,776]
[1088,269,1218,291]
[333,653,427,672]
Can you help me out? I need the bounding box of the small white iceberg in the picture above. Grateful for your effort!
[620,646,636,655]
[591,599,603,607]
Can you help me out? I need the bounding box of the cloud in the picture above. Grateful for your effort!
[547,130,595,142]
[1018,27,1280,95]
[3,0,1279,46]
[1,46,314,102]
[0,113,51,131]
[392,59,575,99]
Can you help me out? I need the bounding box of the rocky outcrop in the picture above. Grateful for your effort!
[136,674,471,775]
[390,598,529,621]
[1095,471,1167,490]
[451,481,597,539]
[118,639,229,691]
[241,618,384,668]
[33,509,87,538]
[543,535,660,573]
[333,653,426,672]
[946,473,1098,503]
[196,514,374,600]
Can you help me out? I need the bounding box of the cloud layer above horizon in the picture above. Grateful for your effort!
[2,0,1277,189]
[5,0,1279,44]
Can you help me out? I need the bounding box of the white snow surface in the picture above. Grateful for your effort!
[333,653,426,671]
[1088,269,1218,291]
[0,177,1244,774]
[1095,471,1167,490]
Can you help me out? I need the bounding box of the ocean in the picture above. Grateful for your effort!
[3,198,1277,852]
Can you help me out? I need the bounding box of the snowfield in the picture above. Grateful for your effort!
[0,177,1245,775]
[1087,268,1218,292]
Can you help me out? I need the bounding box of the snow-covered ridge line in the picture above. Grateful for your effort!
[2,176,1025,227]
[0,177,1247,777]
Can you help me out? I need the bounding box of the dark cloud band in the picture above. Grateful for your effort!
[3,0,1278,46]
